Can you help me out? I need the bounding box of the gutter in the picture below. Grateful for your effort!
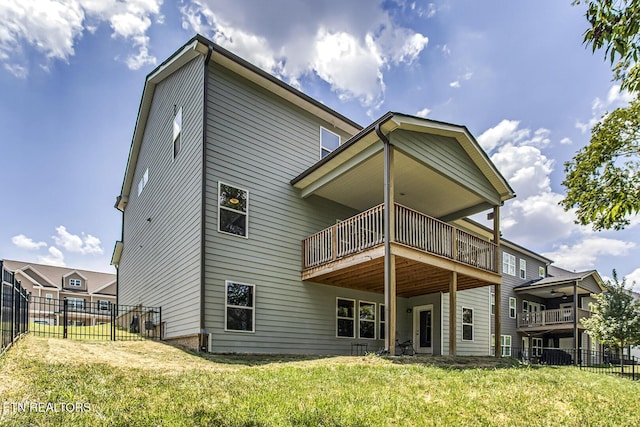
[200,43,214,352]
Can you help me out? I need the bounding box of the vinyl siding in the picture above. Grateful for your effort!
[441,287,492,356]
[493,248,547,339]
[203,61,383,354]
[119,56,204,338]
[391,129,500,204]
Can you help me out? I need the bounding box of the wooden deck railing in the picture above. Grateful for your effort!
[517,307,592,328]
[302,203,498,272]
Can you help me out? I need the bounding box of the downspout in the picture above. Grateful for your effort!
[375,120,394,354]
[200,44,214,352]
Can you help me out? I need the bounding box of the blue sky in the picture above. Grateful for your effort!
[1,0,639,290]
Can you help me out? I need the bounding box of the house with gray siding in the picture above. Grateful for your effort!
[112,34,519,356]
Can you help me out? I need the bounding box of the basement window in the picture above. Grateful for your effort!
[462,307,473,341]
[358,301,376,339]
[336,298,355,338]
[225,281,255,332]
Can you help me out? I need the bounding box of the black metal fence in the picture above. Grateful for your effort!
[512,346,638,381]
[1,261,30,355]
[29,296,162,341]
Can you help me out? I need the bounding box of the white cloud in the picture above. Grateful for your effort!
[52,225,104,255]
[0,0,162,75]
[38,246,65,267]
[477,119,523,152]
[624,268,640,293]
[576,85,635,133]
[449,81,460,88]
[559,137,572,145]
[416,107,431,118]
[11,234,47,250]
[179,0,428,109]
[543,238,635,272]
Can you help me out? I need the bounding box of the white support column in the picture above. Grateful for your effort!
[449,271,457,356]
[493,205,502,358]
[383,139,396,355]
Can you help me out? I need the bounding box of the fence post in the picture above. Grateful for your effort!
[63,298,68,339]
[111,302,116,341]
[159,307,162,340]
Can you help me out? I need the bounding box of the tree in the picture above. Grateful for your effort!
[562,1,640,229]
[578,0,640,94]
[561,98,640,230]
[582,270,640,369]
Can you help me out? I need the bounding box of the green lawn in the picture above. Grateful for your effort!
[0,335,638,426]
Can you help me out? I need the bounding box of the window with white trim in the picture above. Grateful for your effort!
[173,106,182,159]
[336,298,355,338]
[532,337,543,357]
[45,293,53,301]
[67,297,84,310]
[98,300,110,311]
[509,297,517,319]
[137,168,149,196]
[359,301,376,339]
[490,292,495,315]
[379,304,385,340]
[462,307,473,341]
[225,281,255,332]
[218,182,248,238]
[522,300,529,313]
[503,252,516,276]
[538,266,545,278]
[320,127,340,158]
[519,259,527,279]
[491,334,495,356]
[69,279,81,287]
[501,335,512,356]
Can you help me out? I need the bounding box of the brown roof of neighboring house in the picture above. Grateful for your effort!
[2,259,116,295]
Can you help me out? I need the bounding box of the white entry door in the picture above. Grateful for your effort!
[413,305,433,354]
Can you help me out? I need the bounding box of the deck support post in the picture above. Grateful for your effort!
[493,205,502,358]
[381,130,396,355]
[449,271,457,356]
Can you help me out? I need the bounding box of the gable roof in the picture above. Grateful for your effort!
[2,260,116,294]
[116,34,362,211]
[514,267,605,292]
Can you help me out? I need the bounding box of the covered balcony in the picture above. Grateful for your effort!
[517,307,593,332]
[302,203,499,297]
[291,113,516,355]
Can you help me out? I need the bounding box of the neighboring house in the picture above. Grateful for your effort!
[111,34,521,355]
[1,260,116,326]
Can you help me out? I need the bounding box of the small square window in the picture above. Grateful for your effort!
[218,182,248,238]
[320,127,340,158]
[539,266,546,278]
[69,279,81,287]
[225,281,255,332]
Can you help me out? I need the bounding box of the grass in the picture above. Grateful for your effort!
[28,323,148,341]
[0,336,639,426]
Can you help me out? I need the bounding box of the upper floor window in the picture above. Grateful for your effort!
[173,106,182,159]
[69,279,81,287]
[490,292,495,315]
[509,297,517,318]
[538,266,545,278]
[137,168,149,196]
[519,259,527,279]
[218,182,248,238]
[98,300,110,311]
[502,252,516,276]
[320,127,340,158]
